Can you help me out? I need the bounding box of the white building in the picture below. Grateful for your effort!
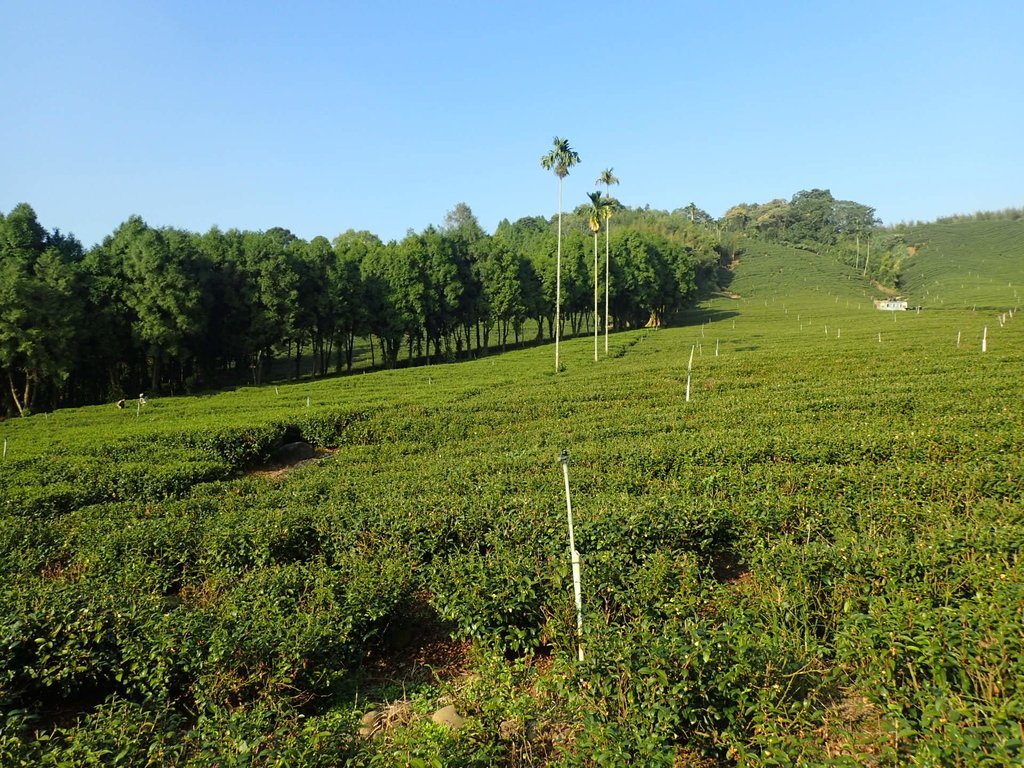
[874,298,908,311]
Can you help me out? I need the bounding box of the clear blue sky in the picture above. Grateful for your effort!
[2,1,1022,248]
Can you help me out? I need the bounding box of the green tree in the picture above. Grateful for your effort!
[241,228,301,383]
[331,230,377,372]
[301,236,336,377]
[441,204,486,356]
[540,136,581,371]
[115,223,203,391]
[0,204,86,415]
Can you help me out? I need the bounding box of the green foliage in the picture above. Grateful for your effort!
[1,227,1022,764]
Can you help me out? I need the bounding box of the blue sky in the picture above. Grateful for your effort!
[2,1,1022,248]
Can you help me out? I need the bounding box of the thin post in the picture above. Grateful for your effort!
[560,450,584,661]
[685,345,695,402]
[555,179,563,372]
[604,220,610,355]
[982,326,988,352]
[594,234,599,362]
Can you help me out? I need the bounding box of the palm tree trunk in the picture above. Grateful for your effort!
[555,177,563,372]
[604,220,610,354]
[593,232,599,361]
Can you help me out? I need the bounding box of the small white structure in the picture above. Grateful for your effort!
[874,298,908,311]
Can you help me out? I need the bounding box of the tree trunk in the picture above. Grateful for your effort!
[7,370,25,417]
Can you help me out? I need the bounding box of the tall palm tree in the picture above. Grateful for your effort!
[585,191,606,362]
[541,137,581,372]
[596,168,619,353]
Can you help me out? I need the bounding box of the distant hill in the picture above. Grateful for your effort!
[721,219,1022,310]
[894,219,1023,309]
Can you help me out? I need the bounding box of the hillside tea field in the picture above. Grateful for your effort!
[1,242,1022,766]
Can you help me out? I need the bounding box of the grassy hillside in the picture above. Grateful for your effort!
[1,231,1022,766]
[897,218,1023,309]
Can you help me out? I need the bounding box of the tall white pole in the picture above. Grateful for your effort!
[560,450,584,661]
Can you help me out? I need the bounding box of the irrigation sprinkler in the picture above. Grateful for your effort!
[559,450,584,661]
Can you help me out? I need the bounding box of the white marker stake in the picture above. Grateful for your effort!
[685,345,694,403]
[559,450,584,661]
[957,331,961,348]
[982,327,987,353]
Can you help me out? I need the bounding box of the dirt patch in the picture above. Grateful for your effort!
[711,550,749,583]
[249,446,336,480]
[871,281,899,297]
[818,691,888,763]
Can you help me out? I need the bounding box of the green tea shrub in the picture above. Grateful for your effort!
[429,546,556,656]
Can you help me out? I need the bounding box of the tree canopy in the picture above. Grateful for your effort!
[1,185,895,416]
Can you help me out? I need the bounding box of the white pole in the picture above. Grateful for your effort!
[982,327,988,353]
[559,450,584,661]
[2,439,6,458]
[957,331,961,348]
[685,345,694,402]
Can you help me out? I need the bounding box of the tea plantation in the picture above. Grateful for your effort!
[1,228,1021,766]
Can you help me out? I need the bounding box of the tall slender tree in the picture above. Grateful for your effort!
[596,168,619,353]
[585,191,606,362]
[540,137,580,371]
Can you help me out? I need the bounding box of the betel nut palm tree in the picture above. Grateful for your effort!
[596,168,619,354]
[541,137,580,372]
[585,190,608,362]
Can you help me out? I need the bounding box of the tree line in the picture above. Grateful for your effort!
[0,202,725,416]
